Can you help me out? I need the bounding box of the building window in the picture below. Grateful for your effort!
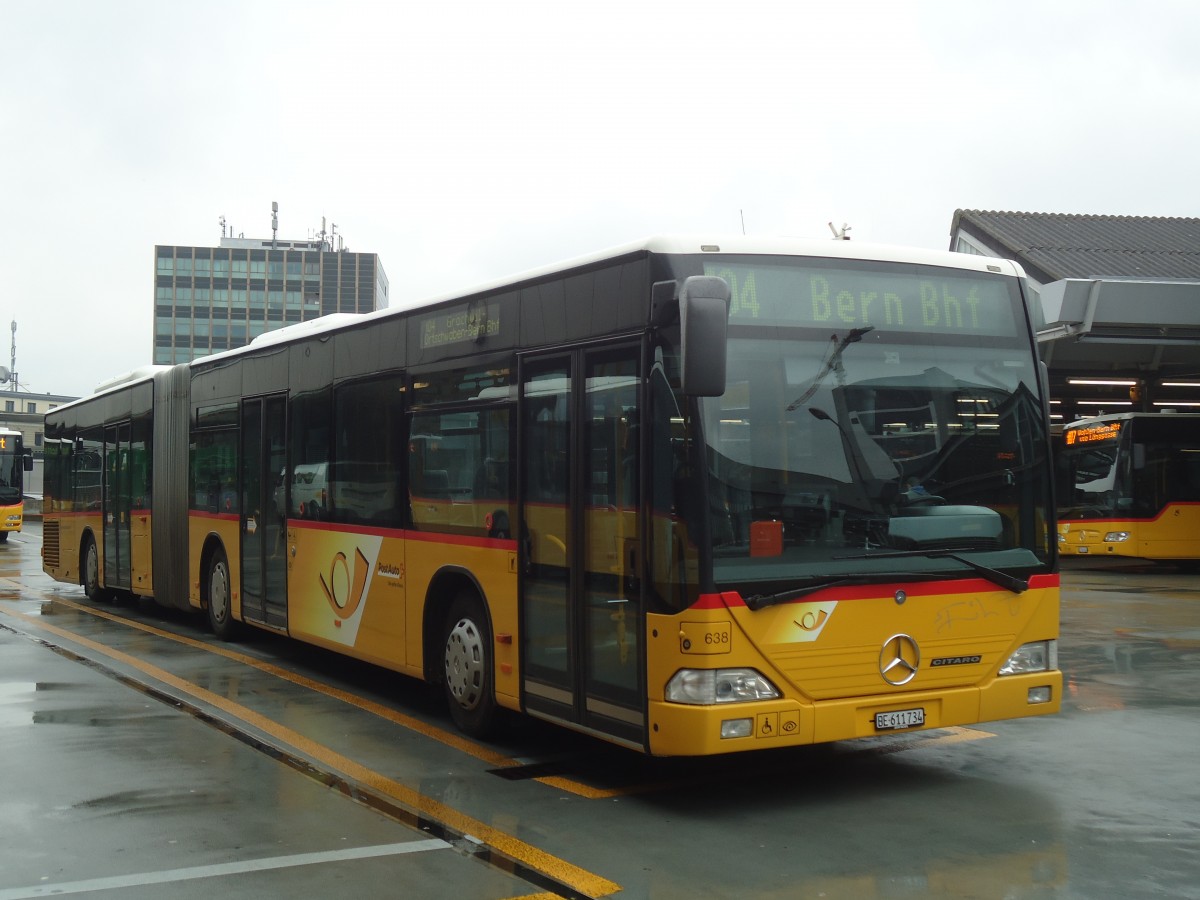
[157,257,174,275]
[35,432,43,447]
[954,236,991,257]
[4,401,12,412]
[26,402,36,413]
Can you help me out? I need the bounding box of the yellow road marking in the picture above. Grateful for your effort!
[51,596,514,763]
[61,597,667,799]
[49,596,629,798]
[0,604,621,899]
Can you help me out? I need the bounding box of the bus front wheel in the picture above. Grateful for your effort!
[206,547,238,641]
[442,592,499,737]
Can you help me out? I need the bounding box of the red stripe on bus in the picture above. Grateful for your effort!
[190,511,240,522]
[693,572,1060,609]
[288,518,517,551]
[1058,501,1200,526]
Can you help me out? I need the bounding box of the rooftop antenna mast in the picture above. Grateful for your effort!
[271,201,279,246]
[828,221,852,240]
[9,320,17,392]
[220,215,227,239]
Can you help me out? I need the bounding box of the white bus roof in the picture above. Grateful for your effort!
[193,234,1028,367]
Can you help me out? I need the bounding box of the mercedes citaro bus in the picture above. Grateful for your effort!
[43,236,1061,755]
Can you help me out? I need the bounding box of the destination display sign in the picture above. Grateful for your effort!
[704,260,1019,337]
[418,300,501,350]
[1064,421,1122,446]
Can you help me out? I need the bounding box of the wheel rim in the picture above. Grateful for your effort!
[444,617,484,711]
[210,560,230,625]
[85,543,98,592]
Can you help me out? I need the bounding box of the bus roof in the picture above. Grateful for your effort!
[192,234,1028,367]
[1064,411,1200,428]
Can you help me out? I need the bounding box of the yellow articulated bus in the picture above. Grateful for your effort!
[1057,412,1200,563]
[43,236,1061,755]
[0,428,33,541]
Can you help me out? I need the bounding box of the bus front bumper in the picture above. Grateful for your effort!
[646,672,1062,757]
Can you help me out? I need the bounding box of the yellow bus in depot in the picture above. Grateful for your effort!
[1057,412,1200,563]
[0,427,33,541]
[42,236,1061,755]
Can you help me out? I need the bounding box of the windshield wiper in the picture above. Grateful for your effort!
[744,572,933,611]
[785,326,874,411]
[835,549,1029,594]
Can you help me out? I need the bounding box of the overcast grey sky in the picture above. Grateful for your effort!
[3,0,1198,398]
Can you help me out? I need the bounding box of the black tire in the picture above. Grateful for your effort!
[82,535,111,603]
[205,546,239,641]
[442,591,499,737]
[0,531,9,543]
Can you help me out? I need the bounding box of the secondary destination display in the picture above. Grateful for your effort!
[1064,421,1122,445]
[705,260,1019,337]
[419,300,501,349]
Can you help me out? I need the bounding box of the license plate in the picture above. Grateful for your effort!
[875,707,925,731]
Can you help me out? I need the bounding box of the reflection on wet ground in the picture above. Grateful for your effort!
[1059,561,1200,714]
[3,535,1198,898]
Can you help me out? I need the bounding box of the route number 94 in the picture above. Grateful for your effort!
[679,622,732,655]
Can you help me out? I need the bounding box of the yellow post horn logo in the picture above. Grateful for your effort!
[319,547,370,620]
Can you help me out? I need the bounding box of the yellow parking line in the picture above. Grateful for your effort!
[0,604,622,899]
[51,598,640,799]
[54,597,640,795]
[51,597,516,765]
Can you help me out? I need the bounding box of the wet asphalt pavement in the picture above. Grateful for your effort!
[1,524,1198,899]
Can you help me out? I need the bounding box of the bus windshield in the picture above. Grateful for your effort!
[693,257,1053,591]
[1058,416,1200,520]
[0,436,24,505]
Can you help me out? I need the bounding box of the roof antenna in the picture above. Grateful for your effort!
[740,209,746,235]
[829,221,852,240]
[271,201,279,246]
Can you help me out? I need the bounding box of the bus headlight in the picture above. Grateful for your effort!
[999,640,1057,676]
[665,668,781,705]
[1103,531,1131,543]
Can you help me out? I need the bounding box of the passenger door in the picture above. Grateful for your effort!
[240,395,288,628]
[519,343,645,747]
[103,423,132,591]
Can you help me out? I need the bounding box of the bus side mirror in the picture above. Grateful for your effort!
[23,452,33,472]
[679,275,731,397]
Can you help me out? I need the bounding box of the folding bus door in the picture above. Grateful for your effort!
[103,423,132,591]
[240,396,288,629]
[519,344,645,747]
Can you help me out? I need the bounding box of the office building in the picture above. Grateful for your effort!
[154,225,389,364]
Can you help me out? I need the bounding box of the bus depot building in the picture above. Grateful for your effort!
[949,210,1200,428]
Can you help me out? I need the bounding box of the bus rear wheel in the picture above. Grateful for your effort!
[206,546,239,641]
[442,592,499,737]
[82,535,111,603]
